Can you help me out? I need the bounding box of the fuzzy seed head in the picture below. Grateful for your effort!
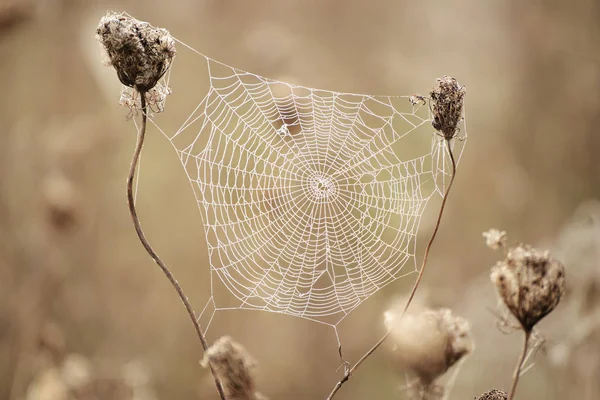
[491,245,565,331]
[96,12,176,92]
[386,308,474,385]
[201,336,265,400]
[476,389,507,400]
[482,229,507,250]
[430,76,466,140]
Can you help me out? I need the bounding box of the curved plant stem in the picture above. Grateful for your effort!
[326,139,457,400]
[127,92,227,400]
[402,139,456,314]
[508,330,531,400]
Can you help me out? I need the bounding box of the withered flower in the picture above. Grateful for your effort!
[430,76,466,140]
[491,245,565,331]
[201,336,265,400]
[96,12,176,93]
[476,389,508,400]
[386,308,474,385]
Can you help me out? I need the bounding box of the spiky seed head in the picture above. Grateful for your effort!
[201,336,265,400]
[491,245,565,331]
[476,389,508,400]
[96,12,176,92]
[483,229,507,250]
[386,308,474,385]
[430,76,466,140]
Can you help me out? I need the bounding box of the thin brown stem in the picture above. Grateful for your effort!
[326,139,457,400]
[126,92,227,400]
[508,330,531,400]
[402,139,456,314]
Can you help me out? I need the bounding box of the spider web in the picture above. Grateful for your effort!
[146,38,467,330]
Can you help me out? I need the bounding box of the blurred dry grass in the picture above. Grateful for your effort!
[1,1,599,399]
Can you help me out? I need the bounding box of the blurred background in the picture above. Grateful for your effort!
[1,0,599,399]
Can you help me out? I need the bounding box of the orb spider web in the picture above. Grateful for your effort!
[143,38,467,338]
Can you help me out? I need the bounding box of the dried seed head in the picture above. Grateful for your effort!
[201,336,265,400]
[96,12,176,93]
[482,229,507,250]
[386,308,474,385]
[491,245,566,331]
[475,389,508,400]
[430,76,466,140]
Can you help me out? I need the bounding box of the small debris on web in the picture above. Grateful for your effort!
[409,94,427,107]
[429,76,466,140]
[275,123,290,137]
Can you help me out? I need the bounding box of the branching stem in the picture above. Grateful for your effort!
[508,330,531,400]
[126,92,227,400]
[326,139,457,400]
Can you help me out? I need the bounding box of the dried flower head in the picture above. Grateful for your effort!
[430,76,466,140]
[201,336,265,400]
[96,12,176,93]
[483,229,507,250]
[476,389,508,400]
[491,245,566,331]
[386,308,474,385]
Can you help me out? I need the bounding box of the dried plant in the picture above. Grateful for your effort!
[385,307,474,399]
[97,13,473,400]
[327,76,466,400]
[475,389,508,400]
[96,12,175,93]
[491,245,565,332]
[430,77,466,141]
[486,231,566,400]
[202,337,265,400]
[96,12,227,400]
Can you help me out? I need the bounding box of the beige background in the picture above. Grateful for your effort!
[1,1,599,399]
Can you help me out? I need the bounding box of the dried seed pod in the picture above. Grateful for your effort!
[491,245,566,331]
[201,336,265,400]
[482,229,507,251]
[96,12,176,92]
[386,308,474,385]
[476,389,508,400]
[429,76,466,140]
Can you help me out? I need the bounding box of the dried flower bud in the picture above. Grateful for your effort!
[96,12,176,93]
[430,76,466,140]
[476,389,507,400]
[386,308,474,385]
[491,245,566,331]
[482,229,507,250]
[201,336,265,400]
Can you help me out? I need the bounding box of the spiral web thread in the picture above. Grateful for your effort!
[144,37,467,333]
